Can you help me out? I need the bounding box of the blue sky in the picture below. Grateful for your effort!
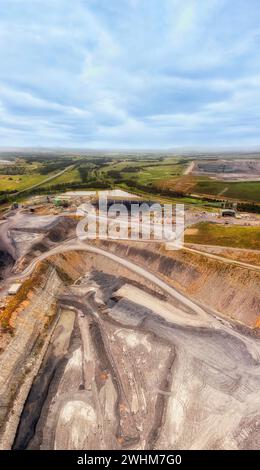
[0,0,260,149]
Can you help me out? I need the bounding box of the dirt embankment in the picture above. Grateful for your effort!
[0,263,62,449]
[186,244,260,266]
[1,247,260,450]
[90,240,260,329]
[0,249,168,449]
[10,251,260,450]
[11,216,78,273]
[11,253,178,450]
[48,242,260,328]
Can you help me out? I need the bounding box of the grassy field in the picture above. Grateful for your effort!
[158,175,260,203]
[185,222,260,250]
[117,182,221,208]
[0,158,76,192]
[0,173,51,191]
[136,164,184,184]
[41,167,81,186]
[191,179,260,202]
[101,158,186,186]
[1,155,259,210]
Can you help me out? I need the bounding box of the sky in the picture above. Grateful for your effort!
[0,0,260,149]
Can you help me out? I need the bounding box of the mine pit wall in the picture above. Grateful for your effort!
[186,244,260,267]
[0,250,15,279]
[1,241,259,448]
[48,250,166,298]
[48,243,260,328]
[91,240,260,329]
[13,307,78,450]
[0,265,62,450]
[0,251,170,449]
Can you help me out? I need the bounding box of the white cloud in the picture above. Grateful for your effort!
[0,0,260,147]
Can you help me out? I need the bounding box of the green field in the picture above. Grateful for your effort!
[101,158,186,186]
[0,158,79,194]
[1,155,260,213]
[192,179,260,202]
[0,173,51,191]
[185,222,260,250]
[41,167,81,186]
[136,164,184,184]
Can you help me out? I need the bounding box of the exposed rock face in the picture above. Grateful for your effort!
[46,216,77,242]
[0,249,258,451]
[0,250,14,280]
[1,198,260,450]
[94,240,260,328]
[0,264,62,449]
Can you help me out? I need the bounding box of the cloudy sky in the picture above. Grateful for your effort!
[0,0,260,149]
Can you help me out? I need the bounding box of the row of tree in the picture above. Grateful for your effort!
[119,180,260,213]
[0,166,27,175]
[0,173,259,214]
[39,159,75,174]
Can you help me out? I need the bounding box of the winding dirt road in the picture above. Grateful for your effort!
[13,239,211,325]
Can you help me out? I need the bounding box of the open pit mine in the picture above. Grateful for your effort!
[0,205,260,450]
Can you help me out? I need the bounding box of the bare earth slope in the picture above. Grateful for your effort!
[0,247,258,450]
[94,240,260,328]
[0,208,260,450]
